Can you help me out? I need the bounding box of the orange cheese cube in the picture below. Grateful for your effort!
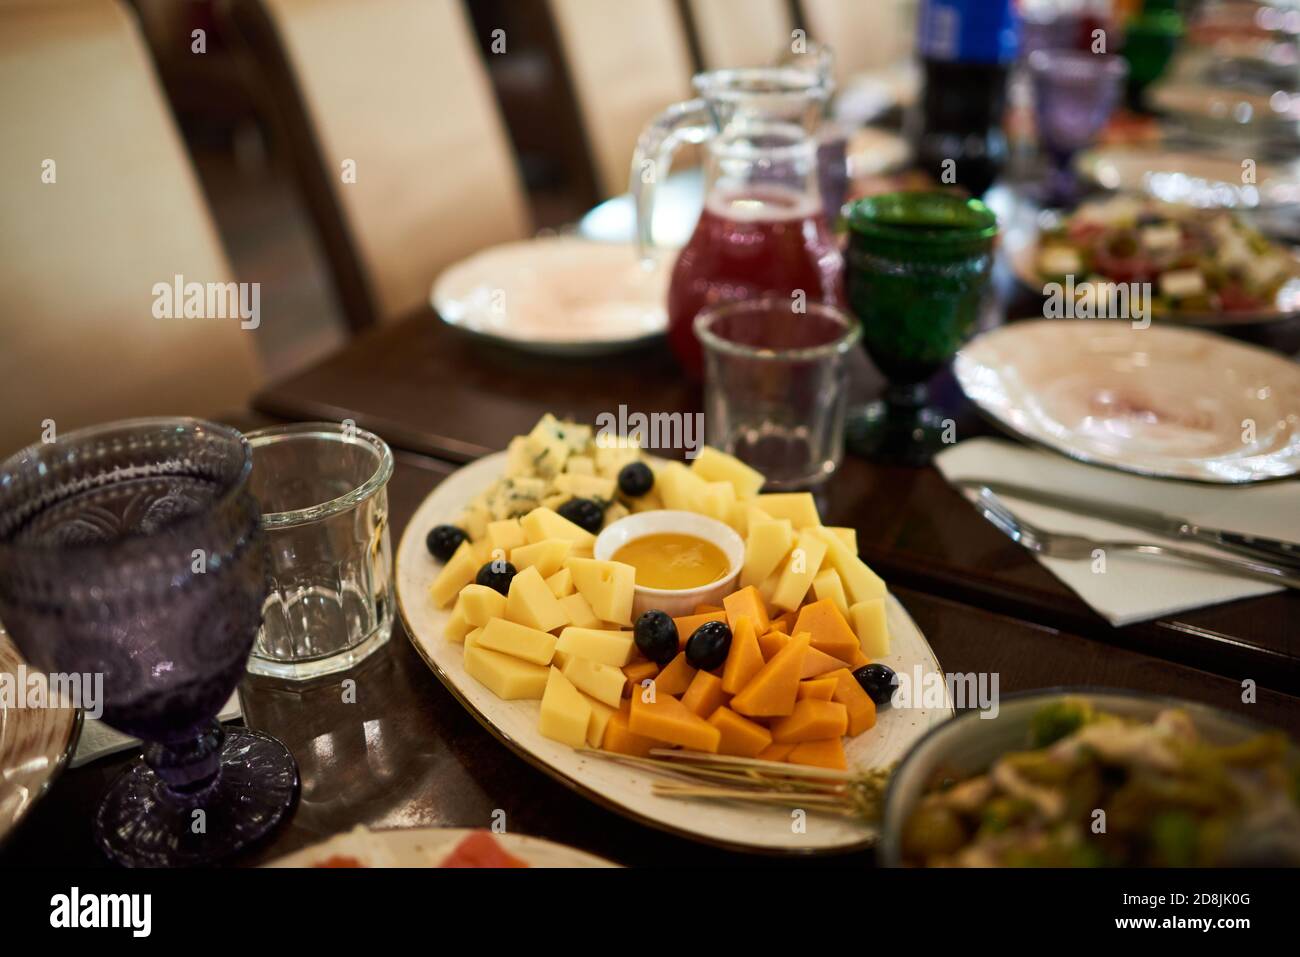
[654,652,697,696]
[731,633,809,718]
[771,699,848,743]
[681,670,728,719]
[758,742,795,762]
[622,660,659,698]
[826,668,878,736]
[707,707,772,758]
[800,643,849,679]
[720,616,765,694]
[693,603,723,614]
[792,599,860,662]
[848,647,871,669]
[723,585,770,636]
[773,610,797,634]
[628,691,721,752]
[797,676,839,700]
[757,630,790,661]
[787,737,847,770]
[603,711,661,757]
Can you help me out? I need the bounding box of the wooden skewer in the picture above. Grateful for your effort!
[645,748,855,781]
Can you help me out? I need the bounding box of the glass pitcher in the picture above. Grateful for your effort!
[633,67,846,379]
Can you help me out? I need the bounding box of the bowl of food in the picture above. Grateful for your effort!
[593,510,744,619]
[879,689,1300,867]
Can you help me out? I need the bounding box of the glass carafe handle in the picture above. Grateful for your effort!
[631,98,713,263]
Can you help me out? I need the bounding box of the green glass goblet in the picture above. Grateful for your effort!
[844,192,998,466]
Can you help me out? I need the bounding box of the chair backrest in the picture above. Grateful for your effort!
[799,0,914,81]
[0,0,262,458]
[546,0,694,199]
[230,0,531,329]
[685,0,793,70]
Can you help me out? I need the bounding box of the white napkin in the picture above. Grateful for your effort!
[934,438,1299,626]
[71,692,243,768]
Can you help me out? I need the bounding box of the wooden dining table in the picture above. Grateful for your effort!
[4,304,1298,868]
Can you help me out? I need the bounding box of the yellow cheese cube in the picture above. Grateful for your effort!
[521,506,595,549]
[756,492,822,529]
[510,538,571,579]
[741,517,794,589]
[700,480,737,524]
[477,616,557,665]
[538,667,592,747]
[444,602,473,643]
[812,568,849,618]
[656,462,711,513]
[464,639,550,699]
[560,592,602,630]
[504,565,569,633]
[581,693,618,748]
[770,528,828,611]
[459,583,507,628]
[429,540,480,608]
[544,567,575,599]
[849,598,891,658]
[810,527,887,605]
[689,446,765,499]
[827,526,858,552]
[561,656,626,708]
[566,557,636,626]
[555,627,636,667]
[487,519,527,553]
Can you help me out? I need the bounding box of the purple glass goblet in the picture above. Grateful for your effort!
[0,418,298,867]
[1028,49,1128,207]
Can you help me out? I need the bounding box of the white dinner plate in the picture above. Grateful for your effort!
[432,237,669,355]
[394,453,953,854]
[1076,146,1300,210]
[955,319,1300,483]
[267,825,616,868]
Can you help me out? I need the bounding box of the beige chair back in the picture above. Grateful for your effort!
[0,0,262,458]
[235,0,531,329]
[799,0,915,81]
[547,0,694,199]
[686,0,793,70]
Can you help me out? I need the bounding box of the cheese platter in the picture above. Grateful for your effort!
[395,416,952,853]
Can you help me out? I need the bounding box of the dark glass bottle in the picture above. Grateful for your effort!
[911,0,1021,198]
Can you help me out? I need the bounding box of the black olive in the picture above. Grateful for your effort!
[617,462,654,498]
[685,620,731,671]
[426,524,468,562]
[557,497,604,535]
[854,663,897,706]
[633,610,679,665]
[475,560,517,596]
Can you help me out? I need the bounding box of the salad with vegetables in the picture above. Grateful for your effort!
[1032,197,1300,317]
[901,699,1300,867]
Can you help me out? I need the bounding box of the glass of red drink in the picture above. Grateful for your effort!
[695,298,860,490]
[633,68,846,380]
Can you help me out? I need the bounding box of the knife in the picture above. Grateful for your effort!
[954,479,1300,571]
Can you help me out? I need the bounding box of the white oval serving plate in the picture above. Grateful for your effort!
[432,237,669,356]
[955,319,1300,483]
[395,452,953,854]
[268,824,616,868]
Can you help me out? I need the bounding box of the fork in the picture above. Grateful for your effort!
[974,488,1300,591]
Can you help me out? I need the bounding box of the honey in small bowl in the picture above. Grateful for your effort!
[612,532,730,591]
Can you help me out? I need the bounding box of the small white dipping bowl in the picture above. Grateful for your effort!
[593,510,744,620]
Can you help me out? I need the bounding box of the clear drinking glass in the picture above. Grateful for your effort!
[695,298,861,489]
[245,423,394,680]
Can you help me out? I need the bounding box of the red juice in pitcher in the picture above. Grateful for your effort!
[667,184,844,378]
